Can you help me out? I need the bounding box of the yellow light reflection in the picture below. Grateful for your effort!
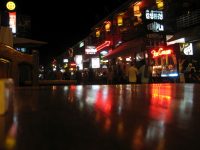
[104,118,111,132]
[149,84,172,122]
[117,121,124,138]
[5,123,17,149]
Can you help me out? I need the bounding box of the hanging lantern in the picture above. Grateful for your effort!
[156,0,164,10]
[96,29,100,37]
[104,21,111,32]
[117,15,123,26]
[133,2,142,17]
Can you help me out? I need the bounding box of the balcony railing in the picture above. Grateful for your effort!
[176,9,200,30]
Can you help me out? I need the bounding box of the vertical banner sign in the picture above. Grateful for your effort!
[8,12,16,34]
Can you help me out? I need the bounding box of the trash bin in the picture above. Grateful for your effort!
[0,79,14,115]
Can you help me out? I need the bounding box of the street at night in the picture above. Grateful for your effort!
[1,83,200,150]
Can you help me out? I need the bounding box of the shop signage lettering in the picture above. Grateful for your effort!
[151,48,172,58]
[180,43,193,55]
[145,10,163,20]
[147,22,164,32]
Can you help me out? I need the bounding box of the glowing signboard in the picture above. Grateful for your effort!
[8,12,16,34]
[85,46,97,54]
[91,58,100,69]
[180,43,193,55]
[151,48,172,58]
[75,55,83,70]
[145,10,163,20]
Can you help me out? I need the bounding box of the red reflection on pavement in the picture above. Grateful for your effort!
[68,85,77,102]
[70,85,76,91]
[94,89,112,115]
[151,84,172,108]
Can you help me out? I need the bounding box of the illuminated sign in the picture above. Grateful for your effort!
[147,22,164,32]
[6,1,16,11]
[91,58,100,69]
[63,59,68,63]
[151,48,172,58]
[100,51,108,55]
[180,43,193,55]
[85,46,97,54]
[96,41,111,51]
[75,55,83,70]
[145,10,163,20]
[8,12,16,34]
[69,62,76,67]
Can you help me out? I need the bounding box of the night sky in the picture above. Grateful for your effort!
[15,0,126,65]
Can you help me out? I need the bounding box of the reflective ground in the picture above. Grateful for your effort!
[0,84,200,150]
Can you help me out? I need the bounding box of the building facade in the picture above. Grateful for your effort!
[59,0,200,83]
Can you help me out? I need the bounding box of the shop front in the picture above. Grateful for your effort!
[149,47,178,82]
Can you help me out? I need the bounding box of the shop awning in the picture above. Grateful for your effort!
[167,25,200,43]
[13,37,48,48]
[103,38,145,59]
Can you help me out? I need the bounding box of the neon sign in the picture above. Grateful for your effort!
[151,48,172,58]
[96,41,111,51]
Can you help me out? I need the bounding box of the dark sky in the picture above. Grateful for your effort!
[15,0,126,65]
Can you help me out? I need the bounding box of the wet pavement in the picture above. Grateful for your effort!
[0,83,200,150]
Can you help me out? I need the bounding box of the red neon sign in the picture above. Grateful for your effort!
[151,48,172,58]
[96,41,111,51]
[70,62,76,67]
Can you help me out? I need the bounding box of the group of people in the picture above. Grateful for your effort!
[106,61,152,84]
[73,62,152,85]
